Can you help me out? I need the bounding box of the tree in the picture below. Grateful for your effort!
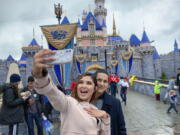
[160,72,167,80]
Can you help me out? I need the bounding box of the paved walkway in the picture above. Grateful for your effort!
[0,90,180,135]
[123,90,180,135]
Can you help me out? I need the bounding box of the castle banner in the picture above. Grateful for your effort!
[41,24,77,49]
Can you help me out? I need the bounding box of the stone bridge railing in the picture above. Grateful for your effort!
[131,80,180,103]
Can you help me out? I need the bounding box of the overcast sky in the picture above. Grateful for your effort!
[0,0,179,60]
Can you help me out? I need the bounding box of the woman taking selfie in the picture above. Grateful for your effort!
[32,49,110,135]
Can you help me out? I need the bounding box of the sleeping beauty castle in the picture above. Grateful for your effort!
[0,0,180,88]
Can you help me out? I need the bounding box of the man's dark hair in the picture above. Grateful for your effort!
[178,68,180,70]
[94,69,109,78]
[28,76,34,82]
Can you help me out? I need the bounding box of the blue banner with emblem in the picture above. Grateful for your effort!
[41,24,77,88]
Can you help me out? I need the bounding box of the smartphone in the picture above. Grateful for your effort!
[45,49,73,65]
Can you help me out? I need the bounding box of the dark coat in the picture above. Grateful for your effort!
[101,92,127,135]
[21,87,44,115]
[0,84,25,125]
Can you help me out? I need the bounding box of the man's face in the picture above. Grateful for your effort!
[28,81,34,89]
[96,73,109,94]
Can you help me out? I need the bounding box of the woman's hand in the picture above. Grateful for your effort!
[32,49,55,78]
[84,107,109,119]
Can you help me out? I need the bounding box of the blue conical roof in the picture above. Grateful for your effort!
[141,30,151,43]
[81,12,102,31]
[19,54,27,61]
[29,38,39,46]
[19,54,27,67]
[61,16,70,24]
[7,55,15,61]
[77,18,81,27]
[153,49,160,59]
[130,34,140,46]
[174,39,179,52]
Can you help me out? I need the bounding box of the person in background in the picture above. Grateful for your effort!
[167,89,178,114]
[32,49,110,135]
[163,77,176,104]
[109,73,119,97]
[22,76,44,135]
[118,77,129,105]
[0,74,28,135]
[43,96,53,122]
[154,80,164,101]
[93,69,126,135]
[129,76,137,86]
[176,68,180,95]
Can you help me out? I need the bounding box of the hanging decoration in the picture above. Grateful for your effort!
[75,54,87,74]
[41,24,77,49]
[121,50,133,74]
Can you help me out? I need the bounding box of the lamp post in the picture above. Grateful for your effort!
[54,3,64,87]
[104,49,107,71]
[54,3,63,24]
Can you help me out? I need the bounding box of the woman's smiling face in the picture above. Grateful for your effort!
[77,76,95,102]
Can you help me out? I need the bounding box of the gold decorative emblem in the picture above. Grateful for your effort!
[75,54,87,63]
[41,24,77,50]
[111,60,118,67]
[85,64,104,72]
[121,51,133,61]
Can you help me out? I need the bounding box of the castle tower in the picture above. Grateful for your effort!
[22,38,42,79]
[19,53,27,86]
[174,40,180,75]
[82,10,87,23]
[174,39,179,52]
[153,49,161,79]
[138,46,155,79]
[94,0,107,26]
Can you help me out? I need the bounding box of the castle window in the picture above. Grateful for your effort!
[90,39,95,46]
[91,54,98,61]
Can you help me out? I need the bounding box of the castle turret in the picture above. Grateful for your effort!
[19,53,27,86]
[82,10,87,23]
[174,39,179,52]
[174,40,180,75]
[94,0,107,26]
[140,30,152,47]
[153,48,161,79]
[22,38,42,79]
[130,52,143,78]
[137,46,155,79]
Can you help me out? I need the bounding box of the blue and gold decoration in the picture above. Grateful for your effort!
[111,60,118,74]
[41,24,77,50]
[41,3,77,88]
[121,50,133,74]
[75,54,87,74]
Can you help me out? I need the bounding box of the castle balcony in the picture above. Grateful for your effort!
[94,8,107,16]
[136,46,155,55]
[108,40,129,49]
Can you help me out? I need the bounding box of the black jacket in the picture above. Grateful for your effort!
[177,73,180,86]
[0,84,25,125]
[21,87,44,115]
[101,92,126,135]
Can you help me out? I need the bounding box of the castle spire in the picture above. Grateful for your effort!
[174,39,179,52]
[112,14,117,36]
[33,28,35,38]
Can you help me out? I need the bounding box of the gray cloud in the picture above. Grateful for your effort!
[0,0,179,59]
